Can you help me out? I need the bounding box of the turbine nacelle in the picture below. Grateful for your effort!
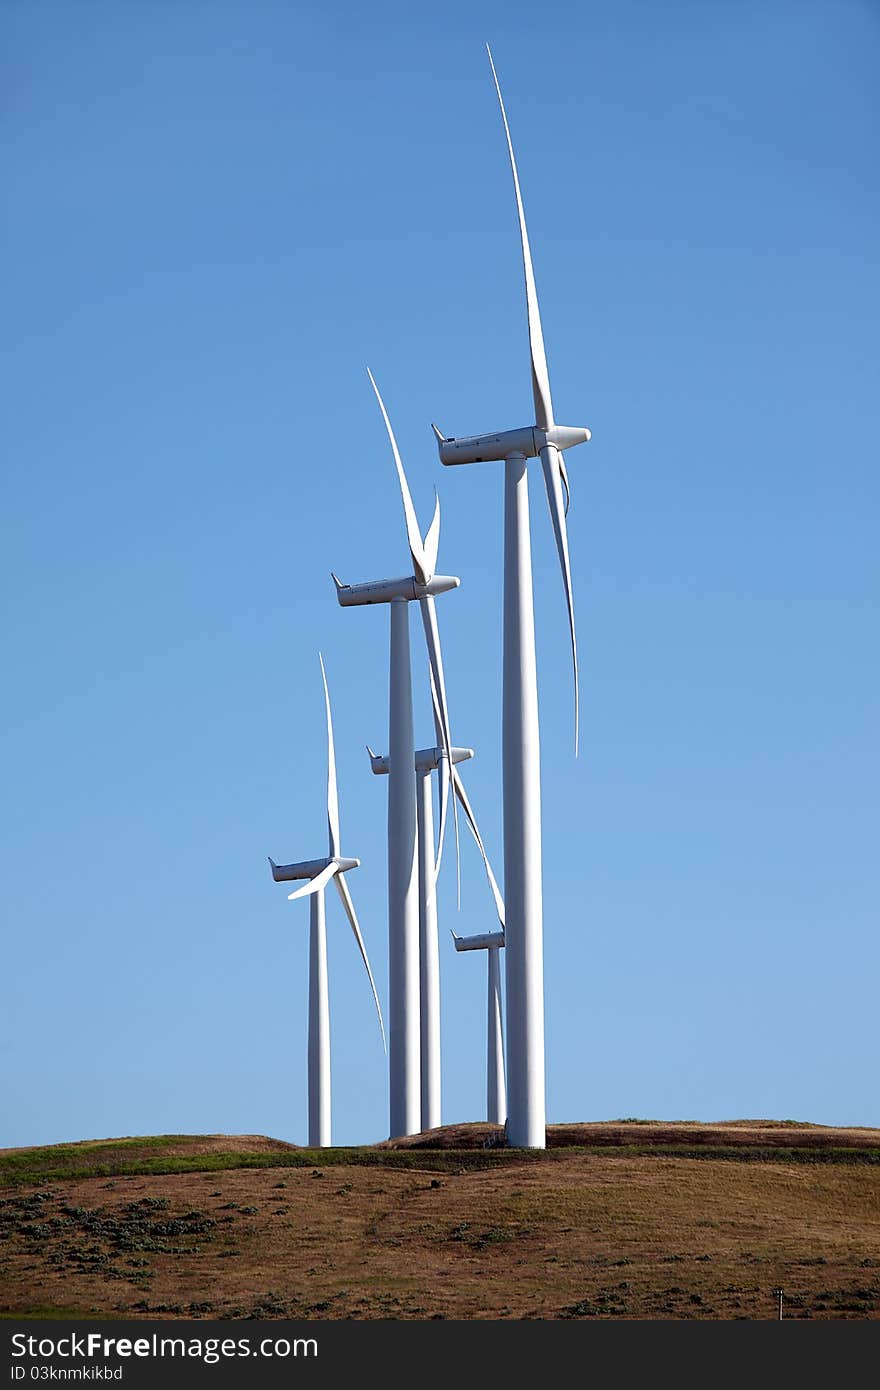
[452,929,506,952]
[332,572,460,608]
[432,423,590,467]
[268,854,359,883]
[367,745,474,776]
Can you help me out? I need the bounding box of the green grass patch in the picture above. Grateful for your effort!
[618,1145,880,1165]
[2,1141,877,1189]
[0,1147,525,1187]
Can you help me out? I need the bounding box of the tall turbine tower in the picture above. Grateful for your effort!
[368,688,504,1131]
[433,48,591,1148]
[452,929,507,1125]
[367,739,472,1132]
[268,654,385,1147]
[334,372,460,1139]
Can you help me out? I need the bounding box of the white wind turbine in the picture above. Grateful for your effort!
[432,47,591,1148]
[268,653,385,1147]
[368,679,505,1132]
[333,371,460,1139]
[367,737,470,1133]
[451,928,507,1126]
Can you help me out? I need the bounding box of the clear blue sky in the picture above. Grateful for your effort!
[3,1,877,1147]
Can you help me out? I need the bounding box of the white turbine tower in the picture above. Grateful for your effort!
[268,654,385,1147]
[367,739,472,1132]
[368,684,505,1132]
[334,371,460,1139]
[452,929,507,1126]
[433,47,591,1148]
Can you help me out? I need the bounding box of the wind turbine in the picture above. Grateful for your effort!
[368,683,505,1132]
[268,654,385,1147]
[367,739,470,1132]
[452,929,507,1126]
[432,47,591,1148]
[333,371,460,1139]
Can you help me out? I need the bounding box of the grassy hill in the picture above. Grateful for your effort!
[2,1122,879,1320]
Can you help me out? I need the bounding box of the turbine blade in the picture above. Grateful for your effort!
[334,871,387,1052]
[422,489,441,582]
[430,655,444,748]
[540,443,579,754]
[452,765,506,928]
[558,452,571,517]
[366,368,429,584]
[486,44,554,431]
[318,653,341,858]
[421,596,460,904]
[287,860,338,901]
[428,660,449,886]
[437,738,452,891]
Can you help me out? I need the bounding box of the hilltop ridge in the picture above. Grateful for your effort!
[2,1121,878,1320]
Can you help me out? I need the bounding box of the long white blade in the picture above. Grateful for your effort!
[558,452,571,516]
[486,44,554,431]
[540,443,579,755]
[334,871,387,1052]
[434,754,451,908]
[428,660,450,896]
[422,490,441,582]
[287,860,338,901]
[423,598,460,903]
[452,766,506,928]
[318,653,341,858]
[366,368,429,584]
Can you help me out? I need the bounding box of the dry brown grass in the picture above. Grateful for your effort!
[1,1125,878,1320]
[382,1120,880,1151]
